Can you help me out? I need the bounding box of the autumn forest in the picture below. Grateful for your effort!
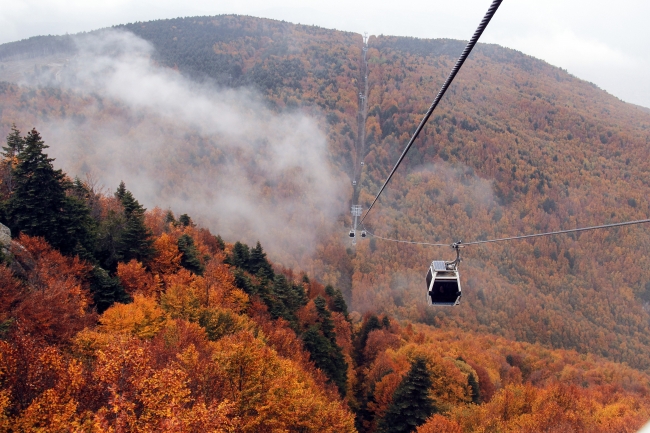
[0,14,650,432]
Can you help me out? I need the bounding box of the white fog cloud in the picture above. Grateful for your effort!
[26,30,347,266]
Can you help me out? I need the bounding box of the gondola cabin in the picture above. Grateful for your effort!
[426,261,461,306]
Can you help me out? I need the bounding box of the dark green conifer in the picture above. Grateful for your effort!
[355,314,382,365]
[468,371,481,404]
[214,234,225,251]
[249,241,274,278]
[325,284,349,318]
[232,268,256,295]
[1,124,24,197]
[302,296,348,397]
[5,128,95,256]
[177,233,204,275]
[267,274,295,322]
[313,296,336,339]
[2,124,25,157]
[227,241,250,269]
[378,358,435,433]
[115,181,155,264]
[178,213,193,227]
[90,266,129,313]
[95,205,127,271]
[164,210,176,225]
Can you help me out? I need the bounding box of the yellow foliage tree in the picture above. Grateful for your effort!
[214,330,355,433]
[100,295,167,339]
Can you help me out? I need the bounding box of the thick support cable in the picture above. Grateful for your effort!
[463,218,650,246]
[362,225,449,247]
[361,0,503,224]
[365,219,650,248]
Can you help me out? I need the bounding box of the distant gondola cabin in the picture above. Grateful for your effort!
[426,261,461,306]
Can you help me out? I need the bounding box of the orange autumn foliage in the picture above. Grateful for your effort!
[116,259,159,297]
[149,233,182,277]
[143,206,168,237]
[0,266,21,325]
[417,415,462,433]
[10,234,95,345]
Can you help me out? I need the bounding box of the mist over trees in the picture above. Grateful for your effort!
[1,14,650,431]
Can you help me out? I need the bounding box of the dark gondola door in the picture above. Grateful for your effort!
[426,261,461,306]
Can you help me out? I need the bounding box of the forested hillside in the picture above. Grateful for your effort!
[0,127,648,431]
[1,13,650,396]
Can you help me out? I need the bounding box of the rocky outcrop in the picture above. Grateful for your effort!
[0,223,9,249]
[0,223,10,258]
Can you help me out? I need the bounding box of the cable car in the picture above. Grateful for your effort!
[349,230,355,238]
[353,180,357,186]
[361,162,364,166]
[426,260,461,306]
[361,230,367,238]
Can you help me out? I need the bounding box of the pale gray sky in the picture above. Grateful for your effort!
[2,0,649,108]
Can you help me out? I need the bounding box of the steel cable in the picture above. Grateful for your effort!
[364,219,650,248]
[360,0,504,224]
[463,218,650,246]
[361,225,449,247]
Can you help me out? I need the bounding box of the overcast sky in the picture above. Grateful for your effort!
[2,0,649,109]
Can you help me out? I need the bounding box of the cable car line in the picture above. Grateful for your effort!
[364,218,650,307]
[361,225,449,247]
[363,218,650,248]
[360,0,504,225]
[343,0,648,306]
[463,218,650,245]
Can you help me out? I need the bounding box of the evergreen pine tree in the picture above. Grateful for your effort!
[266,274,307,325]
[232,268,256,295]
[313,296,336,339]
[177,233,204,275]
[227,241,250,270]
[267,274,293,322]
[284,276,307,315]
[115,181,155,263]
[64,192,98,261]
[468,371,481,404]
[325,284,349,318]
[302,296,348,397]
[90,266,130,313]
[2,124,25,157]
[95,205,127,271]
[378,358,435,433]
[214,234,225,251]
[178,213,193,227]
[249,241,274,278]
[333,290,349,317]
[355,315,382,365]
[164,210,176,225]
[6,128,95,256]
[1,124,24,198]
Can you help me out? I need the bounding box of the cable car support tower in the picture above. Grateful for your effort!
[350,32,370,244]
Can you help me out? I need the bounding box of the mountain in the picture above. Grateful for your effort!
[1,14,650,376]
[2,15,650,430]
